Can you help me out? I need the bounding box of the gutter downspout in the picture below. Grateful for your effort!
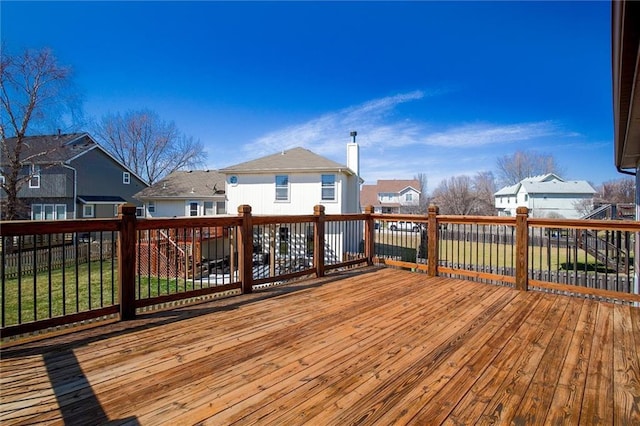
[616,166,636,176]
[62,163,77,219]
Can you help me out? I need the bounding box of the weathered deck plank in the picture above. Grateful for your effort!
[1,267,639,425]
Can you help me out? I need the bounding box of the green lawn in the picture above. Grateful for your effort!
[1,260,199,327]
[374,231,617,272]
[1,260,118,326]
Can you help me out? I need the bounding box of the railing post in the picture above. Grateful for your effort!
[238,205,253,294]
[515,206,529,291]
[364,205,375,266]
[118,203,137,320]
[314,205,326,277]
[427,205,439,277]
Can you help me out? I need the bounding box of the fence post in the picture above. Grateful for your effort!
[515,206,529,291]
[118,203,137,320]
[314,205,326,277]
[364,205,375,266]
[427,205,439,277]
[238,205,253,294]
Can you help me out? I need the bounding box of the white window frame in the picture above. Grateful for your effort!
[405,193,413,202]
[188,201,199,216]
[216,201,226,215]
[204,201,214,216]
[123,171,131,184]
[321,174,336,201]
[31,203,66,220]
[83,204,95,218]
[135,206,145,217]
[148,201,155,214]
[275,175,289,202]
[29,165,41,188]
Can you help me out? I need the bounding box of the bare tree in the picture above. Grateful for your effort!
[472,171,497,215]
[431,172,498,216]
[94,110,206,185]
[414,172,428,208]
[596,177,635,204]
[1,47,80,220]
[496,150,563,186]
[431,175,477,215]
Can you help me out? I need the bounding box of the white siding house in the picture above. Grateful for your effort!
[220,143,361,215]
[134,170,226,218]
[220,141,363,262]
[495,173,596,218]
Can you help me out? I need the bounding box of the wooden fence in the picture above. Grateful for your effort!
[1,241,115,279]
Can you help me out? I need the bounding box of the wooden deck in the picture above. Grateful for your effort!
[1,267,639,425]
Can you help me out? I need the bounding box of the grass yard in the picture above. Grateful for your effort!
[1,260,118,326]
[0,260,207,327]
[375,231,616,273]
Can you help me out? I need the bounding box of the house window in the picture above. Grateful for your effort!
[32,204,42,220]
[148,201,155,214]
[524,195,529,202]
[189,201,199,216]
[29,165,41,188]
[83,204,94,218]
[204,201,214,216]
[123,172,131,184]
[56,205,67,219]
[405,193,413,202]
[275,175,289,201]
[321,174,336,201]
[136,206,144,217]
[31,204,66,220]
[216,201,226,214]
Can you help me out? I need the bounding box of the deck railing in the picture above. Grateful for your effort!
[2,203,639,339]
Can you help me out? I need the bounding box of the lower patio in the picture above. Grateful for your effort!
[1,267,639,425]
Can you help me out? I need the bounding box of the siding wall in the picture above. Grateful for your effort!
[72,148,147,205]
[226,172,355,215]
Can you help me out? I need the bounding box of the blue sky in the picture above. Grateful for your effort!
[2,1,619,191]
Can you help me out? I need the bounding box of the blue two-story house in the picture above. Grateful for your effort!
[1,133,148,220]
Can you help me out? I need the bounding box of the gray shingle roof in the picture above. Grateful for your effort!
[495,174,596,196]
[134,170,226,199]
[220,147,351,174]
[1,133,94,165]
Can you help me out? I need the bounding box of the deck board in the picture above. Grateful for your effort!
[1,267,639,425]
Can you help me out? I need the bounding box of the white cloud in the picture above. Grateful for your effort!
[237,91,578,187]
[242,90,427,158]
[421,121,558,147]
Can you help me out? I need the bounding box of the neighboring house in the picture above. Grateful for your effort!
[494,173,596,218]
[219,140,363,262]
[360,179,421,214]
[0,133,147,220]
[134,170,226,217]
[220,142,362,215]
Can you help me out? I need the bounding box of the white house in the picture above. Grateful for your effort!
[360,179,421,214]
[220,142,361,215]
[134,170,226,217]
[494,173,596,218]
[220,139,363,262]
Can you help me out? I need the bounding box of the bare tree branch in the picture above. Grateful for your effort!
[93,110,206,185]
[496,150,564,186]
[1,47,80,220]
